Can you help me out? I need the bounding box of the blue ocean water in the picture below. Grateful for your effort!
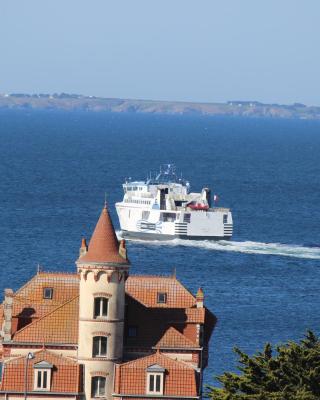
[0,110,320,384]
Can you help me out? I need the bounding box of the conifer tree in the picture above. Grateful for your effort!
[206,331,320,400]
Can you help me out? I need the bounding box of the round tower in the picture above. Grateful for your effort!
[76,205,130,399]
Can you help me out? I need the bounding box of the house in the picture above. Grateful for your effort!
[0,205,216,399]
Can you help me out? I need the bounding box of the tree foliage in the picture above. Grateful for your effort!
[206,331,320,400]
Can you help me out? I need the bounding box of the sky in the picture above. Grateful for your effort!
[0,1,319,105]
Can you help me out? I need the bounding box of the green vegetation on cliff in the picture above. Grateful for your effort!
[1,93,320,119]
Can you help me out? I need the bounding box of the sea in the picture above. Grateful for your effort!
[0,109,320,385]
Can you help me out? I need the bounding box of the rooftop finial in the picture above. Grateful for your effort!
[104,192,108,209]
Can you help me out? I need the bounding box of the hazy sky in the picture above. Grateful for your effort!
[1,1,319,105]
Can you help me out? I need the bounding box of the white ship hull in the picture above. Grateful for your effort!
[116,204,233,240]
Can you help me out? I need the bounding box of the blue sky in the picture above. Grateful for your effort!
[0,1,319,105]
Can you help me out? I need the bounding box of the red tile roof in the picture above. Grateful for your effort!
[12,272,79,321]
[114,352,198,398]
[155,327,198,349]
[13,296,79,344]
[78,206,128,265]
[125,275,196,308]
[0,349,81,394]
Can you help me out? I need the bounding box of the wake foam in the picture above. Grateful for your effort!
[116,231,320,260]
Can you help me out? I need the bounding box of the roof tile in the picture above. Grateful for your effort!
[78,206,128,264]
[13,296,79,344]
[155,327,198,349]
[125,275,196,308]
[114,352,198,397]
[0,349,81,393]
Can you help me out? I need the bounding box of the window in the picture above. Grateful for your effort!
[128,326,137,337]
[142,211,150,220]
[0,362,2,382]
[33,361,53,391]
[162,213,176,222]
[94,297,108,318]
[91,376,106,397]
[183,213,191,223]
[92,336,107,357]
[149,374,162,393]
[157,292,167,304]
[43,288,53,299]
[146,365,165,395]
[223,214,228,224]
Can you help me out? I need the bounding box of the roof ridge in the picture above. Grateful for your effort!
[157,326,198,348]
[128,274,175,279]
[4,348,79,365]
[13,273,39,297]
[14,295,79,337]
[118,351,195,370]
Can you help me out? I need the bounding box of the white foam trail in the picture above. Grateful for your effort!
[116,231,320,260]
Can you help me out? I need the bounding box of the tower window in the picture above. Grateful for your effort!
[157,292,167,304]
[91,376,106,397]
[94,297,108,318]
[43,288,53,300]
[92,336,107,357]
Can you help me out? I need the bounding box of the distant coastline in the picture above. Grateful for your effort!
[1,92,320,120]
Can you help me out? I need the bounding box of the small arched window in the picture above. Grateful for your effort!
[92,336,107,357]
[94,297,108,319]
[91,376,106,397]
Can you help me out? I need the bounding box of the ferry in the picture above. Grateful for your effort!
[115,164,233,240]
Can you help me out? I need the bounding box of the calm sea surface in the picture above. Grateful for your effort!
[0,110,320,384]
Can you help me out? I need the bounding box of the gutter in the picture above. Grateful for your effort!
[0,391,82,395]
[112,395,199,399]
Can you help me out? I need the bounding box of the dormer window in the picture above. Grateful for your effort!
[94,297,108,318]
[33,361,53,391]
[157,292,167,304]
[146,364,165,395]
[43,288,53,300]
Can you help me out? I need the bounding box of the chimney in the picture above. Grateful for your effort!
[79,238,88,258]
[119,239,127,260]
[2,288,14,342]
[196,287,204,308]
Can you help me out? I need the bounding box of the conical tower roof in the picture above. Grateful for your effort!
[78,205,128,265]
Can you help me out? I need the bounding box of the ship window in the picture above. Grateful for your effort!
[43,288,53,300]
[223,214,228,224]
[162,213,176,222]
[142,211,150,220]
[183,214,191,223]
[157,292,167,304]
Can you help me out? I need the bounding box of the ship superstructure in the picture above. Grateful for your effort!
[116,164,233,240]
